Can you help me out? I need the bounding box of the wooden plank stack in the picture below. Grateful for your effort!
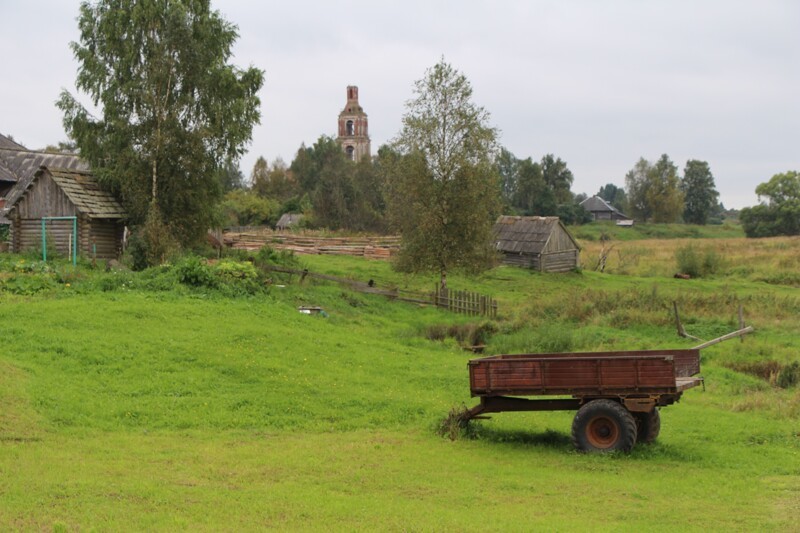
[222,228,400,260]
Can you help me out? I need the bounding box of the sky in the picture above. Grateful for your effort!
[1,0,798,209]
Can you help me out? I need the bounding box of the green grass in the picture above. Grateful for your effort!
[571,220,745,242]
[0,250,798,530]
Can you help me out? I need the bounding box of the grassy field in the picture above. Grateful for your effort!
[1,234,799,530]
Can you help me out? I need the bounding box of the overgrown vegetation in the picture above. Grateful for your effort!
[0,231,798,529]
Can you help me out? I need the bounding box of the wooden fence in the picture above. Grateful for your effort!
[261,265,497,317]
[434,286,498,318]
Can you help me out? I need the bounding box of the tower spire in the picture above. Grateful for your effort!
[337,85,370,162]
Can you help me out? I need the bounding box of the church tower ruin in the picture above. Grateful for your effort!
[337,86,370,162]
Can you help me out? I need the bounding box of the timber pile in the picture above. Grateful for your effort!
[223,229,400,260]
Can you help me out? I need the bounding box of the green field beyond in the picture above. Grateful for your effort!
[1,237,798,530]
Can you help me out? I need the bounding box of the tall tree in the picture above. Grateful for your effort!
[58,0,263,250]
[740,171,800,237]
[496,147,519,209]
[250,156,270,192]
[625,155,684,222]
[386,59,501,288]
[647,154,684,223]
[513,157,554,215]
[625,158,653,221]
[680,160,719,225]
[540,154,574,204]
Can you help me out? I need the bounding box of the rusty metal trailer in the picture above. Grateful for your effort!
[466,348,704,452]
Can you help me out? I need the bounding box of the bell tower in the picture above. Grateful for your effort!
[337,86,370,162]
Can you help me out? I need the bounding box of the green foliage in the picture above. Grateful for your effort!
[681,160,719,225]
[58,0,264,248]
[1,273,58,295]
[0,223,8,242]
[675,244,723,277]
[597,183,627,213]
[387,59,501,286]
[556,202,592,225]
[0,248,799,529]
[514,157,555,215]
[253,245,302,270]
[251,157,298,203]
[625,155,685,223]
[220,189,280,227]
[216,158,245,192]
[175,255,217,288]
[540,153,574,204]
[740,171,800,237]
[288,137,386,232]
[126,206,180,269]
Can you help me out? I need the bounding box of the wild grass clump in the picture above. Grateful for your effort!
[437,405,478,441]
[724,360,783,383]
[424,321,497,347]
[776,362,800,389]
[488,323,576,354]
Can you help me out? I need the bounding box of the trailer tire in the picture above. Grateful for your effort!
[572,399,638,453]
[633,409,661,444]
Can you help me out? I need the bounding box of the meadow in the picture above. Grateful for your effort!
[0,228,798,531]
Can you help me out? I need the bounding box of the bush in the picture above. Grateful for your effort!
[675,245,722,277]
[175,256,217,288]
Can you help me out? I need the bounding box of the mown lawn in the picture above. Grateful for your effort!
[1,244,798,530]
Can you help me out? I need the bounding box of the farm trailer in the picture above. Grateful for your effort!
[465,348,704,452]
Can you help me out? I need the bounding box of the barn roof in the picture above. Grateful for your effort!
[276,213,305,228]
[494,215,578,255]
[0,133,26,150]
[45,167,126,219]
[580,195,629,219]
[6,166,125,220]
[0,147,88,206]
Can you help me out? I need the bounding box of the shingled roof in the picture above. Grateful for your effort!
[580,195,630,219]
[49,168,126,218]
[0,147,88,206]
[0,133,26,150]
[494,216,576,255]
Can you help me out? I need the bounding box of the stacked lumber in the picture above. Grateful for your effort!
[222,229,399,260]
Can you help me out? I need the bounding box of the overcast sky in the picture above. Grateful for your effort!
[2,1,798,208]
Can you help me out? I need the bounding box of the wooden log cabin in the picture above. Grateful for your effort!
[6,166,126,260]
[493,215,580,272]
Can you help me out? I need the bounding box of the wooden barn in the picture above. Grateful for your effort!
[6,166,126,259]
[580,195,631,222]
[494,215,580,272]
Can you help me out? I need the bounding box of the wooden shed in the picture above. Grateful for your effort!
[494,215,580,272]
[6,166,126,259]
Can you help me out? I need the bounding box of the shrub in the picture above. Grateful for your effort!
[175,256,217,288]
[675,245,722,277]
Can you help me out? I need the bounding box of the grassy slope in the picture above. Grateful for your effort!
[1,242,799,530]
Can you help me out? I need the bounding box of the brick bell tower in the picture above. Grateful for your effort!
[337,86,371,162]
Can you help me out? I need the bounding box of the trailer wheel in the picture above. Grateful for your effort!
[633,409,661,444]
[572,399,638,453]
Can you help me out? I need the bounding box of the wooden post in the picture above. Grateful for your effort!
[692,326,754,350]
[738,304,746,343]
